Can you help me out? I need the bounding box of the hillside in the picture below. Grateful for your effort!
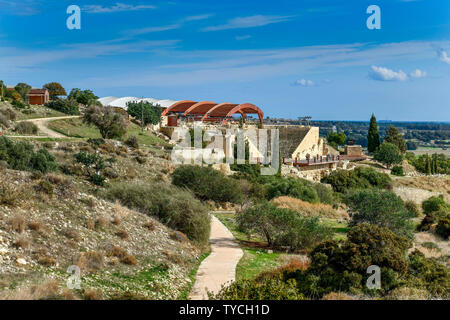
[0,135,206,300]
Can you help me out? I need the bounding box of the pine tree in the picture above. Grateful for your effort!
[425,154,431,175]
[432,153,438,174]
[367,114,380,153]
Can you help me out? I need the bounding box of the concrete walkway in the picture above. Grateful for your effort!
[189,215,243,300]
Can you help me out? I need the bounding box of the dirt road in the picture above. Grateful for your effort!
[15,116,80,138]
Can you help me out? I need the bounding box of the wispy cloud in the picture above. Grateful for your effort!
[127,24,181,35]
[437,48,450,64]
[409,69,427,78]
[203,15,294,31]
[125,13,214,36]
[184,14,214,22]
[83,2,156,14]
[369,65,426,82]
[0,0,40,15]
[294,79,315,87]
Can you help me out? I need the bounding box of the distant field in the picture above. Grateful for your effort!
[412,146,450,157]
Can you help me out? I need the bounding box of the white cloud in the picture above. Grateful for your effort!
[184,14,214,21]
[128,24,181,35]
[83,3,156,13]
[369,66,408,81]
[294,79,314,87]
[203,15,293,31]
[437,48,450,64]
[409,69,427,78]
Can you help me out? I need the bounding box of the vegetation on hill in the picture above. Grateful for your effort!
[126,101,162,126]
[83,106,128,139]
[321,166,391,193]
[213,223,449,300]
[236,202,333,251]
[105,182,211,247]
[374,142,403,169]
[45,98,80,115]
[172,165,243,204]
[0,136,57,173]
[345,189,415,238]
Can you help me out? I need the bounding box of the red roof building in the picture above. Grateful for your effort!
[28,89,49,105]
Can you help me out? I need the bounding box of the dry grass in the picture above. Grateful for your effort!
[112,215,122,226]
[95,216,108,229]
[0,279,78,300]
[62,228,81,242]
[322,292,355,300]
[86,219,95,230]
[83,288,103,300]
[385,287,429,300]
[45,173,70,186]
[107,246,137,265]
[9,214,26,233]
[28,220,42,232]
[271,196,349,219]
[0,185,20,207]
[116,229,129,240]
[38,256,57,267]
[144,220,155,231]
[163,249,184,265]
[75,251,105,273]
[276,258,310,273]
[13,236,30,249]
[393,176,450,202]
[113,200,128,219]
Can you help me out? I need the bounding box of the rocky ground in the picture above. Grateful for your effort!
[0,139,203,300]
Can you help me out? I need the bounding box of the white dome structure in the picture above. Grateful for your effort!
[98,96,179,110]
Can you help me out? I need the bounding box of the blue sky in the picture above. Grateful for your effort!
[1,0,449,121]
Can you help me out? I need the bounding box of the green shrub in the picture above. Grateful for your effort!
[172,165,243,204]
[293,224,412,298]
[15,121,38,135]
[125,135,139,149]
[45,98,80,115]
[105,182,211,246]
[312,183,335,205]
[321,167,391,193]
[11,99,26,109]
[436,216,450,240]
[74,151,106,186]
[257,175,319,203]
[405,250,449,298]
[30,149,58,174]
[404,200,421,217]
[236,202,332,251]
[422,195,447,214]
[210,276,302,300]
[391,165,404,176]
[0,136,57,173]
[345,189,414,238]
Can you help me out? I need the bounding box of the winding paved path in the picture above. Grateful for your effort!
[190,215,243,300]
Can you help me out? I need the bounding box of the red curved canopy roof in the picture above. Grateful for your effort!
[184,101,218,116]
[163,100,264,125]
[161,100,197,116]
